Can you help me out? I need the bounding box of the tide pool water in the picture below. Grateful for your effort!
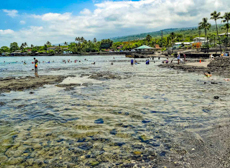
[0,55,230,167]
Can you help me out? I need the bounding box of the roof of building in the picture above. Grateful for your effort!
[135,45,154,50]
[175,42,192,45]
[219,33,230,36]
[193,37,206,40]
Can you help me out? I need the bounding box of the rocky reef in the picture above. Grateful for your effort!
[0,75,71,93]
[159,57,230,78]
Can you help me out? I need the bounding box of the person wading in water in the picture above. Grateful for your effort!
[34,58,39,77]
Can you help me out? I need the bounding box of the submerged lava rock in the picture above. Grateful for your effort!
[94,118,104,124]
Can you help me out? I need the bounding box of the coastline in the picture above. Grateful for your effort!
[159,57,230,78]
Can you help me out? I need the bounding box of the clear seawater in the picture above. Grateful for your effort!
[0,55,230,167]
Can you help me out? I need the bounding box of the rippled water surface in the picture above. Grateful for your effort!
[0,56,230,167]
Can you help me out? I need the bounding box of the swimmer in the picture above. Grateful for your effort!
[204,72,212,78]
[92,62,95,65]
[224,78,230,82]
[111,63,113,65]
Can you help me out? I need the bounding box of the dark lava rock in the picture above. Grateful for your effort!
[0,102,6,106]
[114,142,125,146]
[64,87,75,91]
[78,143,93,150]
[211,82,218,84]
[94,118,104,124]
[214,96,219,99]
[110,129,117,135]
[29,92,34,94]
[142,120,151,123]
[82,83,93,87]
[159,151,167,156]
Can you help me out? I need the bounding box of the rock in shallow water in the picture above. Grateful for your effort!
[94,118,104,124]
[214,96,219,99]
[0,102,6,106]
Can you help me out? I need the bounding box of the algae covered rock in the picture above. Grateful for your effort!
[90,161,100,167]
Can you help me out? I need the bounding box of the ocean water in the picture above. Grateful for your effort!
[0,55,230,167]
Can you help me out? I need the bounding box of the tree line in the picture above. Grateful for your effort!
[0,11,229,55]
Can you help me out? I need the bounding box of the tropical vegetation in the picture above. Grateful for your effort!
[0,11,229,56]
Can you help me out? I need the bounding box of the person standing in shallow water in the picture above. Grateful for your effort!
[177,53,180,64]
[131,59,134,65]
[34,58,39,77]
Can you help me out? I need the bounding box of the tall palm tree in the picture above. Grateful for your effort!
[146,34,152,43]
[211,11,222,52]
[46,41,51,46]
[222,12,230,46]
[199,18,211,47]
[64,42,68,46]
[31,44,34,48]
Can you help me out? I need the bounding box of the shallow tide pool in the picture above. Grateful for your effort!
[0,56,230,167]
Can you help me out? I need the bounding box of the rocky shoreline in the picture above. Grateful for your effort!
[159,57,230,78]
[0,75,72,93]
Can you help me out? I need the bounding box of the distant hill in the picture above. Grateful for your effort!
[110,25,224,42]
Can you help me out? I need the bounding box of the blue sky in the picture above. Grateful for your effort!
[0,0,229,47]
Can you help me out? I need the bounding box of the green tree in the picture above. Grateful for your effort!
[10,42,19,52]
[44,44,48,51]
[46,41,51,46]
[211,11,222,52]
[93,38,97,43]
[64,42,68,46]
[20,44,24,51]
[146,34,152,43]
[199,18,211,47]
[221,23,230,46]
[0,46,10,52]
[222,12,230,46]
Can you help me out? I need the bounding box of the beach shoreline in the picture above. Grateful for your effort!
[159,57,230,78]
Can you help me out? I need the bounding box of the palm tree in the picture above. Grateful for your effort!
[31,44,34,48]
[221,23,230,46]
[210,11,222,52]
[93,38,97,43]
[46,41,51,46]
[146,34,152,43]
[20,44,24,51]
[199,18,211,47]
[222,12,230,46]
[64,42,68,46]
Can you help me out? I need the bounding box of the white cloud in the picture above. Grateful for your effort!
[3,9,18,17]
[20,20,26,25]
[80,9,92,15]
[1,0,230,47]
[0,29,14,35]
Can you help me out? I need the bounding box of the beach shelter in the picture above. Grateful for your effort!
[134,45,154,52]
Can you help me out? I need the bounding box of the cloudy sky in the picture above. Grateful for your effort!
[0,0,229,47]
